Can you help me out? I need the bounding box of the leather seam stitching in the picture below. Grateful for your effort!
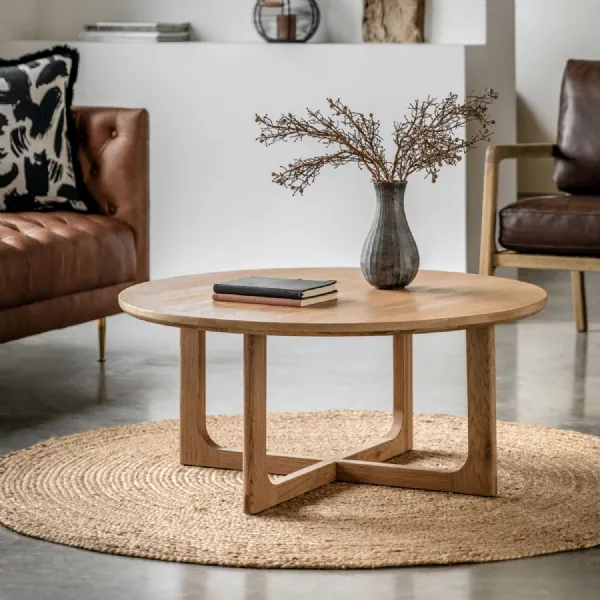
[0,281,136,313]
[500,210,600,217]
[500,240,600,251]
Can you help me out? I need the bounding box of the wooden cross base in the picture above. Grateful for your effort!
[180,328,497,515]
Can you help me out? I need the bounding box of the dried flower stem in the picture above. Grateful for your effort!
[256,90,498,194]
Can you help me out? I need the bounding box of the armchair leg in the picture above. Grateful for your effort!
[479,148,500,277]
[571,272,588,333]
[98,318,107,362]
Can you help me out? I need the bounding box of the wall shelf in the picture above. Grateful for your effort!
[0,1,513,278]
[0,0,488,46]
[9,39,469,50]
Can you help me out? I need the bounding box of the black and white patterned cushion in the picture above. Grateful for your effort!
[0,46,94,213]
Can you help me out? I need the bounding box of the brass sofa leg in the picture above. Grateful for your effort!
[98,318,107,362]
[571,272,588,333]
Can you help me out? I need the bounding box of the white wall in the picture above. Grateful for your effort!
[1,1,513,279]
[0,40,469,279]
[516,0,600,194]
[466,0,517,272]
[426,0,486,45]
[0,0,37,41]
[22,0,486,45]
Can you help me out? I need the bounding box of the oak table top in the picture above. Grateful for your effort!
[118,268,548,336]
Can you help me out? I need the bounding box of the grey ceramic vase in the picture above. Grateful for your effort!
[360,181,420,290]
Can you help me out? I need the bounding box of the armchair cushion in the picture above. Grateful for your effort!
[0,211,136,311]
[499,195,600,257]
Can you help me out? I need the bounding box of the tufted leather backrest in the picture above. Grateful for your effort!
[72,107,150,283]
[554,60,600,195]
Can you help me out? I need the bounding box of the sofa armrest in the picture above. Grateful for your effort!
[72,107,150,283]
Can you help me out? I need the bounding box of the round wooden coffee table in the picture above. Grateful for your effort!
[119,268,547,514]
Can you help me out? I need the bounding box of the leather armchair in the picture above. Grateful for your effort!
[0,107,150,358]
[480,60,600,332]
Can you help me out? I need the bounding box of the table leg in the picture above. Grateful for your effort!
[336,326,498,497]
[179,329,322,475]
[243,334,270,513]
[393,333,414,453]
[180,329,220,465]
[243,334,337,514]
[341,333,413,462]
[181,326,497,515]
[459,325,497,495]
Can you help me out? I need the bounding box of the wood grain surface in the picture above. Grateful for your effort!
[119,268,547,336]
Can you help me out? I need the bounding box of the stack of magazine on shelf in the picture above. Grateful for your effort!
[80,22,190,43]
[212,277,338,308]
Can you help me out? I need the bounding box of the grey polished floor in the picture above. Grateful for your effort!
[1,270,599,600]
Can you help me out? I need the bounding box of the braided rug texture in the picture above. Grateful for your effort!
[0,410,599,569]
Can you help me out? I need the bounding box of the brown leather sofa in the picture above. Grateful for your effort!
[0,107,149,358]
[480,59,600,332]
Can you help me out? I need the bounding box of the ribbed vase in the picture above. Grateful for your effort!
[360,181,420,290]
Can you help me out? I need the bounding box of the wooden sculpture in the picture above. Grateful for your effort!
[363,0,425,43]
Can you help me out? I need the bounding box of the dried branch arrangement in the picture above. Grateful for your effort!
[256,90,498,194]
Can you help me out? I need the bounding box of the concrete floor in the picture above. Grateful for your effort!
[0,270,599,600]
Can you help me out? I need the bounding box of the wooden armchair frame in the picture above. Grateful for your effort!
[480,143,590,332]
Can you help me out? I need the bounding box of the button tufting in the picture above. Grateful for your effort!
[107,204,117,216]
[111,130,118,138]
[0,212,137,312]
[90,166,100,177]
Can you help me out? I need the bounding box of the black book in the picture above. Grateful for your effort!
[213,277,337,300]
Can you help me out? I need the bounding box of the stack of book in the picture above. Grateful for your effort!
[213,277,338,307]
[80,22,191,43]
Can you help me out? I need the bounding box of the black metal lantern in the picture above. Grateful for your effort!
[254,0,320,43]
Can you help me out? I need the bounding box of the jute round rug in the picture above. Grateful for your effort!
[0,410,599,569]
